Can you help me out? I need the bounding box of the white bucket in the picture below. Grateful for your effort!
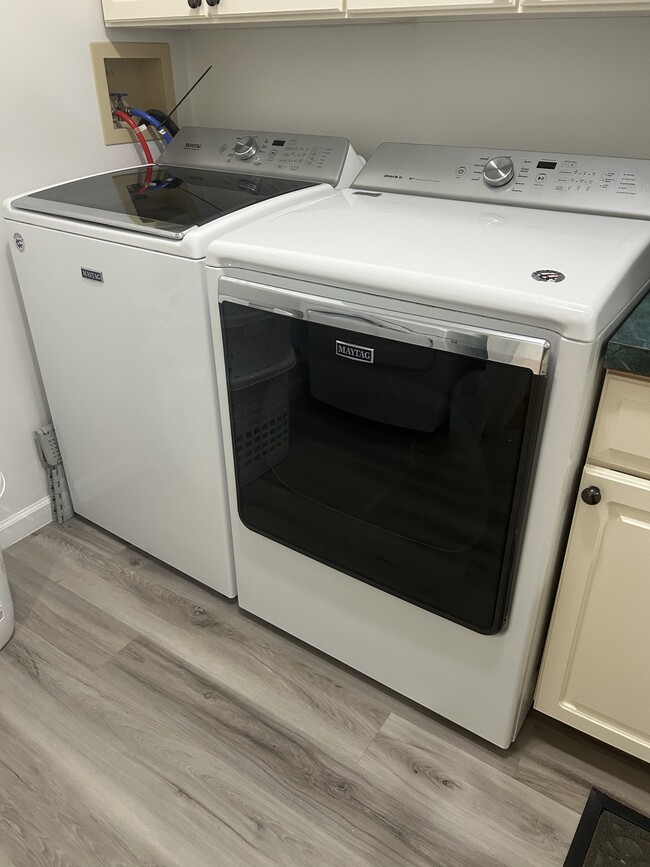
[0,472,15,650]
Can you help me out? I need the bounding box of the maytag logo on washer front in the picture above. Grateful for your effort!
[184,142,202,150]
[335,340,374,363]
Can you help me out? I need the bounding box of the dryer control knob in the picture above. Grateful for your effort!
[483,156,515,187]
[234,136,258,161]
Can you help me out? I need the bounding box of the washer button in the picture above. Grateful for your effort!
[536,172,548,183]
[456,166,467,177]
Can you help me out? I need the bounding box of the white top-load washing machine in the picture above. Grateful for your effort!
[206,143,650,746]
[3,128,363,595]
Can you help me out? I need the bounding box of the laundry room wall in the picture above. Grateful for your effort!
[0,5,191,547]
[186,15,650,161]
[3,8,649,549]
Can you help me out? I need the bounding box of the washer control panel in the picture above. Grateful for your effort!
[159,126,351,185]
[352,143,650,219]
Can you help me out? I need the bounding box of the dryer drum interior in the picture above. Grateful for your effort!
[221,300,545,634]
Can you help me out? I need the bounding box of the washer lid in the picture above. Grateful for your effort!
[206,188,650,342]
[10,165,316,240]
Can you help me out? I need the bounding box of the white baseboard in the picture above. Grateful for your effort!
[0,497,51,551]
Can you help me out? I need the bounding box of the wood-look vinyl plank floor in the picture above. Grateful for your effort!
[0,710,166,867]
[7,555,137,671]
[358,713,576,867]
[1,517,648,867]
[8,524,388,764]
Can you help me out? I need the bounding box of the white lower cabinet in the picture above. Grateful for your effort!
[535,373,650,763]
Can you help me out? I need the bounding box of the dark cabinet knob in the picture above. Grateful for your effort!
[581,485,602,506]
[187,0,202,7]
[206,0,220,5]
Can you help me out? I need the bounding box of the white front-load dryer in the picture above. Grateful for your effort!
[205,143,650,745]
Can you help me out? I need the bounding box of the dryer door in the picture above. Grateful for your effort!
[218,284,549,634]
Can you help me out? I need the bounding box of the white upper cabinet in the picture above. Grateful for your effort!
[102,0,650,22]
[347,0,513,15]
[211,0,343,19]
[101,0,209,24]
[521,0,650,9]
[102,0,341,21]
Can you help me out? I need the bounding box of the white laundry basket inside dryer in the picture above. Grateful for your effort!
[0,472,15,649]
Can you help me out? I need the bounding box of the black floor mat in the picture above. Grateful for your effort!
[564,789,650,867]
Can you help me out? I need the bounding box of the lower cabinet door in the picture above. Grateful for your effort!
[535,465,650,763]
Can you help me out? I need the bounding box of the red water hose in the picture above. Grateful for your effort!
[113,109,154,164]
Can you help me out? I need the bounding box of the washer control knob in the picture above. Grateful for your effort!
[483,156,515,188]
[234,136,258,161]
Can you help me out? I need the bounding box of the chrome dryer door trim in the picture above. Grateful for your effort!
[219,277,550,376]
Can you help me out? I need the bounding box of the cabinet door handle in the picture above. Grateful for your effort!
[581,486,602,506]
[188,0,202,7]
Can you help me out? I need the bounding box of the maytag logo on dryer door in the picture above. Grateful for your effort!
[335,340,374,363]
[81,268,103,283]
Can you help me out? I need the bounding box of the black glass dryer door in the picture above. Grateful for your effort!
[220,299,546,634]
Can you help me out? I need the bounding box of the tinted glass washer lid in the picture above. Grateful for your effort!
[10,127,355,239]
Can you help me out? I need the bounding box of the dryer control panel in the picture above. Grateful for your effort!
[159,126,353,186]
[352,143,650,220]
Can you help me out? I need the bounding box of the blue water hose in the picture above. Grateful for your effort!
[129,108,173,144]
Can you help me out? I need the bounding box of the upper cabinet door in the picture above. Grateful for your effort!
[102,0,208,23]
[521,0,650,8]
[209,0,343,18]
[347,0,514,15]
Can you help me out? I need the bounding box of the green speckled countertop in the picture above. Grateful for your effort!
[604,293,650,378]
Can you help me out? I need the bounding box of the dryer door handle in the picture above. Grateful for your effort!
[218,277,550,375]
[306,309,432,347]
[304,308,550,374]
